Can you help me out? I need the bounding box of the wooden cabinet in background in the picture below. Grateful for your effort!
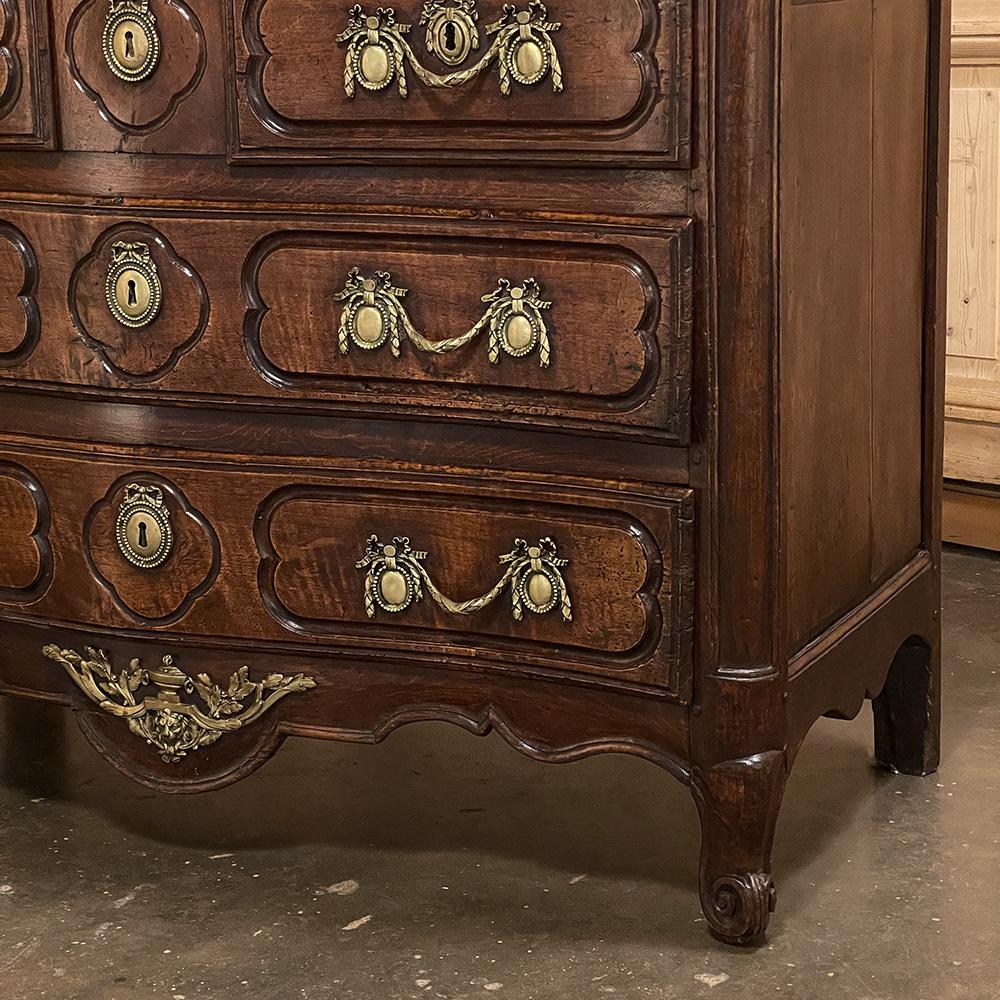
[946,1,1000,547]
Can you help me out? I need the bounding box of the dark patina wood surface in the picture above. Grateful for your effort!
[0,0,949,944]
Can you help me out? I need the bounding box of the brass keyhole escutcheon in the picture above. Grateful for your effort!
[423,1,479,67]
[103,0,160,82]
[112,21,148,70]
[115,269,151,318]
[106,240,162,329]
[115,483,173,569]
[126,512,161,558]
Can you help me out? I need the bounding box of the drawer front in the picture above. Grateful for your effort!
[0,443,695,697]
[230,0,692,165]
[50,0,225,153]
[0,207,692,443]
[0,0,53,147]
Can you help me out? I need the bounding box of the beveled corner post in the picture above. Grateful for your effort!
[690,0,787,945]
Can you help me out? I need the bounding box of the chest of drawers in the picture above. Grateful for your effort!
[0,0,949,943]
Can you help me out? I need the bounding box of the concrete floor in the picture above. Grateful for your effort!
[0,547,998,1000]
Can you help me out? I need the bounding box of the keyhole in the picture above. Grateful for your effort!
[443,21,458,52]
[137,520,148,549]
[127,279,137,306]
[124,30,135,60]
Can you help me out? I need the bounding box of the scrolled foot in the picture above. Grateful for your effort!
[691,751,787,945]
[703,872,776,944]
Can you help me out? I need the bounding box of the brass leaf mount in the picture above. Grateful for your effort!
[335,268,553,367]
[338,1,563,98]
[357,535,572,622]
[42,645,316,763]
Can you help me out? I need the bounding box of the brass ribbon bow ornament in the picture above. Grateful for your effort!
[338,1,564,98]
[335,268,553,367]
[357,535,572,622]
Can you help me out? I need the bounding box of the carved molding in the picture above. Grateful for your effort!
[0,220,40,368]
[0,0,23,120]
[234,0,688,165]
[83,473,220,626]
[0,460,52,604]
[290,703,691,783]
[49,659,690,794]
[68,223,210,382]
[785,552,937,757]
[241,227,691,443]
[0,0,54,145]
[253,481,695,696]
[65,0,206,135]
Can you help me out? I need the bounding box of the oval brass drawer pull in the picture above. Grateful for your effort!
[103,0,160,83]
[106,241,162,329]
[338,2,563,99]
[41,645,316,763]
[335,268,552,367]
[357,535,572,622]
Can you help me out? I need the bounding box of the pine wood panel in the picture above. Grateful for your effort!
[946,0,1000,546]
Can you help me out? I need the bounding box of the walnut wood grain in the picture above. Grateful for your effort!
[0,439,695,696]
[53,0,224,152]
[231,0,692,166]
[0,218,37,365]
[0,0,950,945]
[1,205,692,442]
[0,0,53,147]
[0,459,50,600]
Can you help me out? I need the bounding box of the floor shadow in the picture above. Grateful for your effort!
[0,692,877,899]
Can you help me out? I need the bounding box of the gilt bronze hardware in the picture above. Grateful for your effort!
[103,0,160,82]
[335,268,552,367]
[115,483,173,569]
[42,645,316,763]
[106,241,162,329]
[357,535,572,621]
[338,1,563,98]
[423,0,480,66]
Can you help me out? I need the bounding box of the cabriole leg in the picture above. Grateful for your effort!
[691,749,788,945]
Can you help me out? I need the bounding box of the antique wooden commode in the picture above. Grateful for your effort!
[0,0,948,942]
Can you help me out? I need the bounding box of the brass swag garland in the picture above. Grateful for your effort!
[357,535,572,621]
[335,268,553,367]
[42,645,316,763]
[338,1,564,98]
